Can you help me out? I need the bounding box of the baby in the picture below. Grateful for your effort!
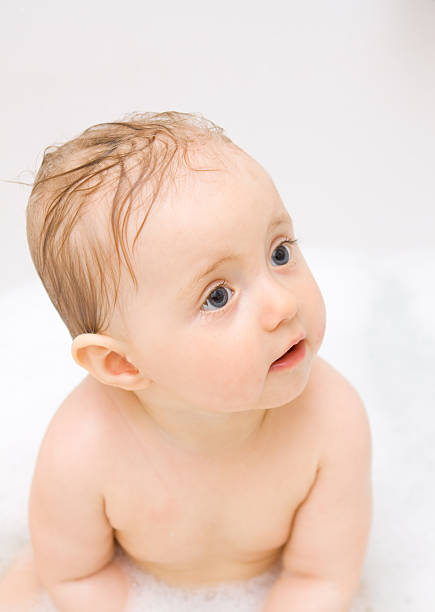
[0,111,372,612]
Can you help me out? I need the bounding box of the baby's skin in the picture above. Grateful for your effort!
[0,143,372,611]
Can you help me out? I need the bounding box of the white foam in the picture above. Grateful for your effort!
[30,547,282,612]
[29,546,370,612]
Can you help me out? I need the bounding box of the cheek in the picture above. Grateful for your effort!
[176,330,262,406]
[191,335,252,382]
[310,287,327,346]
[299,259,326,347]
[316,309,326,346]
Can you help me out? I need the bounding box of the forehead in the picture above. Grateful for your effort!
[153,144,284,233]
[129,143,290,284]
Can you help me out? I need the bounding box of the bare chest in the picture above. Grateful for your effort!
[103,406,319,586]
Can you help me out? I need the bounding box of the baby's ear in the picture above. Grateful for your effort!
[71,333,150,391]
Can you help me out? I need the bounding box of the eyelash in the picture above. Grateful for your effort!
[199,236,299,316]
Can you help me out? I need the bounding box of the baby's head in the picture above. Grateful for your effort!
[27,111,326,415]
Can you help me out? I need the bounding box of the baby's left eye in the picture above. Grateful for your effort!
[271,241,294,266]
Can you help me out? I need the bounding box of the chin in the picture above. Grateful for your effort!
[268,365,312,408]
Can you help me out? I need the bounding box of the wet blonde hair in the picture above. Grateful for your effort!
[26,111,232,339]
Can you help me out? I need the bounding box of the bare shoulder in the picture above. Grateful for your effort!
[306,356,372,463]
[305,355,368,412]
[35,375,120,478]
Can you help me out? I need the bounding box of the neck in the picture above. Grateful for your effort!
[109,384,269,458]
[140,399,269,457]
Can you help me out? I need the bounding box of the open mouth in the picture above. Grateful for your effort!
[270,339,306,370]
[273,343,297,364]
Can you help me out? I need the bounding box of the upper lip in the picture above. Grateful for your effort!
[273,334,305,362]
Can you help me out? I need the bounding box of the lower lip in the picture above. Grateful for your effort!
[269,339,306,371]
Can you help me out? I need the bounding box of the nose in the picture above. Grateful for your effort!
[257,274,298,331]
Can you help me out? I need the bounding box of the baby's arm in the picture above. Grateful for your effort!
[28,401,130,612]
[263,381,372,612]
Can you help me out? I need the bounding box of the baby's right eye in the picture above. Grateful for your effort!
[201,283,234,312]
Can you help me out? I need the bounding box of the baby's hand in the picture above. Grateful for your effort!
[45,557,129,612]
[262,573,350,612]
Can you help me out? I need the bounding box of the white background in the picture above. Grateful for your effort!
[1,2,435,611]
[1,0,435,293]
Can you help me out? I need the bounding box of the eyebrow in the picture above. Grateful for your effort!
[188,213,292,288]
